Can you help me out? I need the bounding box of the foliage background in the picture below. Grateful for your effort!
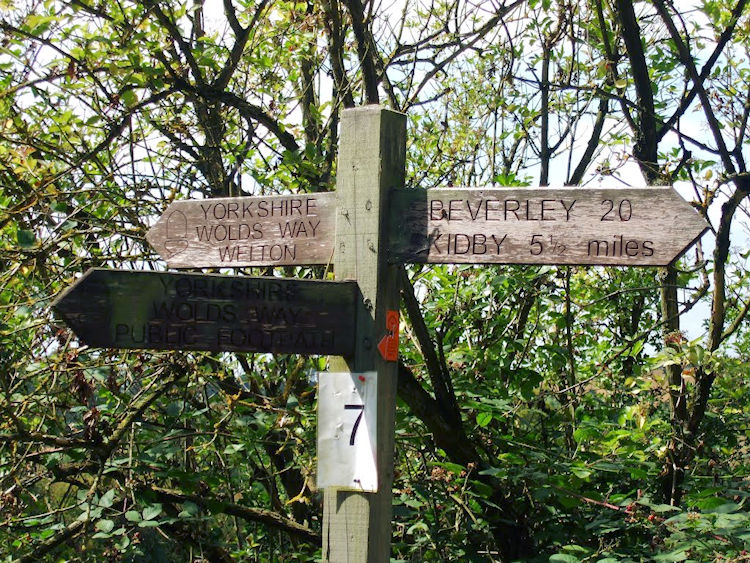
[1,0,750,561]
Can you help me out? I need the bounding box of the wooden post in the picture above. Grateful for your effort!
[323,106,406,561]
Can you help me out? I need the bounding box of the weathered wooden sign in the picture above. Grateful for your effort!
[389,186,709,266]
[146,192,336,268]
[52,269,356,355]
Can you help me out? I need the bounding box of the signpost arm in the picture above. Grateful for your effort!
[323,106,406,561]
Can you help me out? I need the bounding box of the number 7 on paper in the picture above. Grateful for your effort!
[317,371,378,491]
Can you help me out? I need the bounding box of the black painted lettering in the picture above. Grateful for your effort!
[448,200,462,221]
[242,201,254,218]
[430,232,443,254]
[214,224,228,241]
[176,302,192,321]
[454,234,470,254]
[485,199,501,221]
[306,198,317,216]
[290,199,302,215]
[200,203,211,220]
[473,234,487,254]
[130,324,146,344]
[430,200,444,221]
[466,200,482,221]
[491,234,507,253]
[175,278,192,297]
[642,240,654,256]
[541,199,555,221]
[619,200,632,221]
[625,240,639,256]
[193,278,208,298]
[561,199,576,220]
[270,245,283,260]
[587,240,609,256]
[257,200,269,217]
[196,225,211,241]
[504,200,520,220]
[219,245,238,262]
[227,201,239,219]
[526,200,539,221]
[157,275,172,292]
[271,199,285,216]
[217,327,231,347]
[145,324,160,344]
[183,326,197,345]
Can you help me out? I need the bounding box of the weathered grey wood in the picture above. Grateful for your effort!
[146,192,336,268]
[323,107,406,561]
[52,268,356,356]
[389,186,709,266]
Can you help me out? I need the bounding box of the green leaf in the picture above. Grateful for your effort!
[571,466,592,479]
[178,501,199,518]
[121,89,138,108]
[125,510,141,522]
[714,502,741,513]
[651,550,687,562]
[476,411,492,427]
[224,443,245,455]
[650,504,680,513]
[16,228,35,248]
[142,504,162,521]
[98,489,116,508]
[95,519,115,533]
[549,554,581,563]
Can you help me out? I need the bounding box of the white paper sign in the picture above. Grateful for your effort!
[317,371,378,492]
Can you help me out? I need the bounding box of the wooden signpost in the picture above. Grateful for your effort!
[146,192,337,268]
[52,268,356,356]
[322,106,405,562]
[52,104,711,562]
[389,186,709,266]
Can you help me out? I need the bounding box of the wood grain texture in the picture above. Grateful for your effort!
[52,268,356,356]
[146,192,336,268]
[389,186,709,266]
[323,107,406,562]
